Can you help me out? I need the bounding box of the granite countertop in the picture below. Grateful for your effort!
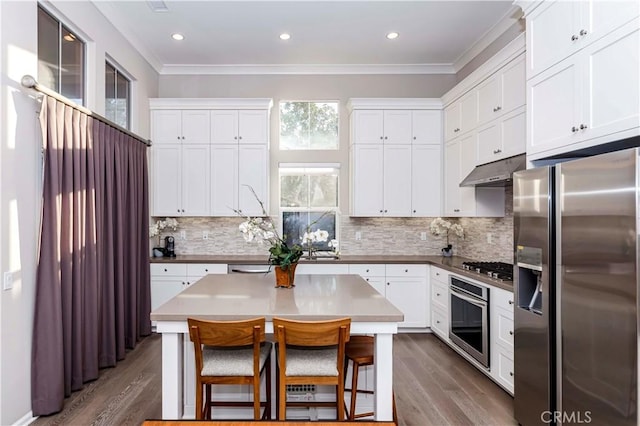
[150,254,513,291]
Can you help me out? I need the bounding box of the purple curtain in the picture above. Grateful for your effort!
[31,96,151,416]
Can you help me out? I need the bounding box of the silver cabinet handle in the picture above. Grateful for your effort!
[509,331,514,336]
[493,149,502,154]
[384,136,388,140]
[436,292,441,296]
[404,269,409,273]
[571,126,579,133]
[239,136,242,140]
[571,34,578,41]
[204,269,208,272]
[234,136,237,140]
[230,268,271,274]
[579,29,587,36]
[580,123,588,130]
[380,136,383,140]
[366,269,370,272]
[379,209,383,213]
[453,209,460,212]
[384,209,388,213]
[435,272,440,276]
[508,300,514,305]
[164,268,168,272]
[496,106,501,111]
[436,320,441,324]
[510,372,514,377]
[413,136,416,140]
[177,136,180,140]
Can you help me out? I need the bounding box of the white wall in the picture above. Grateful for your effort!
[0,1,158,424]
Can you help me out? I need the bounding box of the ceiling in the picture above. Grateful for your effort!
[93,0,521,75]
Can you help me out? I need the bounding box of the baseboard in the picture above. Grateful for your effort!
[14,411,37,426]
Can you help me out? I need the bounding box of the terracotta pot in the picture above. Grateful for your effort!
[274,263,297,288]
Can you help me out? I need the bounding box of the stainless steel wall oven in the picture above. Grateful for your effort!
[449,276,490,368]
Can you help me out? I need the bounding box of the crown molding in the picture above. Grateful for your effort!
[347,98,443,113]
[91,0,164,73]
[452,5,524,74]
[442,33,525,107]
[159,63,456,76]
[149,98,274,110]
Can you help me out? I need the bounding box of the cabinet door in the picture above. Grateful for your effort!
[411,145,441,217]
[444,103,461,141]
[352,110,384,144]
[152,110,182,144]
[150,277,185,311]
[383,145,412,216]
[238,144,268,216]
[367,278,386,296]
[181,110,210,144]
[351,144,384,216]
[385,277,428,328]
[412,110,442,145]
[238,110,268,144]
[581,20,640,143]
[527,59,583,158]
[477,73,501,125]
[527,0,581,77]
[153,144,182,216]
[501,108,526,159]
[476,121,501,166]
[211,145,238,216]
[459,91,478,134]
[501,56,526,115]
[181,145,210,216]
[211,110,239,144]
[383,110,412,144]
[458,133,478,216]
[586,0,640,47]
[444,139,461,215]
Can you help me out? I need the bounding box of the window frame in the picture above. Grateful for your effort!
[105,59,132,129]
[278,163,340,252]
[278,100,340,151]
[37,5,87,106]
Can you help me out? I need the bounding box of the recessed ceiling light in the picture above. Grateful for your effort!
[171,33,184,41]
[386,32,399,40]
[279,33,291,41]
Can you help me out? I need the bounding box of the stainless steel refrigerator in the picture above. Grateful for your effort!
[513,148,638,426]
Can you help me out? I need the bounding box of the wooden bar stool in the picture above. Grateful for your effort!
[344,335,397,422]
[188,317,272,420]
[273,317,351,421]
[344,335,375,420]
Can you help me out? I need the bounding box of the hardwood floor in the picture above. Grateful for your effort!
[32,333,516,426]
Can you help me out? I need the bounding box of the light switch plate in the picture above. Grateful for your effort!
[355,231,362,241]
[420,232,427,241]
[3,272,13,290]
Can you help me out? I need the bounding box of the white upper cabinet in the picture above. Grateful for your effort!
[477,107,526,165]
[477,56,525,126]
[211,110,268,145]
[150,98,273,217]
[412,110,442,145]
[347,99,443,218]
[524,3,639,159]
[444,91,478,141]
[152,110,210,145]
[525,0,639,78]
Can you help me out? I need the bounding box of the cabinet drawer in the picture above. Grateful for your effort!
[492,287,515,315]
[430,267,448,284]
[186,263,227,278]
[385,264,427,277]
[496,349,514,392]
[348,264,385,277]
[431,307,449,340]
[431,280,448,311]
[496,308,514,351]
[151,263,187,276]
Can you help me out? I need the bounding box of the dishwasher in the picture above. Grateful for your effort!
[227,264,272,274]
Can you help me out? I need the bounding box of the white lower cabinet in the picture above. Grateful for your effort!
[348,264,429,329]
[490,286,515,394]
[429,267,450,342]
[150,263,227,311]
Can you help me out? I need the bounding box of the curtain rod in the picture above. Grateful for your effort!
[21,75,152,147]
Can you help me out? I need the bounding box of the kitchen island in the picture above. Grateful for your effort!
[150,273,404,421]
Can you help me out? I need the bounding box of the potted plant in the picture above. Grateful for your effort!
[235,187,304,288]
[430,217,464,257]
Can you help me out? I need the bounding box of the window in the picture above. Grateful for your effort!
[279,101,339,150]
[37,6,85,105]
[280,165,339,251]
[105,62,131,129]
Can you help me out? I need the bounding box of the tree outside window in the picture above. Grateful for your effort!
[280,101,339,150]
[105,62,131,129]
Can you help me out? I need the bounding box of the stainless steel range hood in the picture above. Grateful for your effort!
[460,154,526,187]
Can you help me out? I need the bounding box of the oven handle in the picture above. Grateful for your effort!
[450,286,487,308]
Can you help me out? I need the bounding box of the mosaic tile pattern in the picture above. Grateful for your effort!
[151,185,514,263]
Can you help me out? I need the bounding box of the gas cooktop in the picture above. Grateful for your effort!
[461,261,514,281]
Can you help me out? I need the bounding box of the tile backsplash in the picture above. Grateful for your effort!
[152,185,514,263]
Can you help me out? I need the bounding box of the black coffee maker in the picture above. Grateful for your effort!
[164,235,176,257]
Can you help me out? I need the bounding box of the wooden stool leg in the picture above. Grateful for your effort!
[349,360,360,421]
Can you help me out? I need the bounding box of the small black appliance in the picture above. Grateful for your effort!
[164,235,176,257]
